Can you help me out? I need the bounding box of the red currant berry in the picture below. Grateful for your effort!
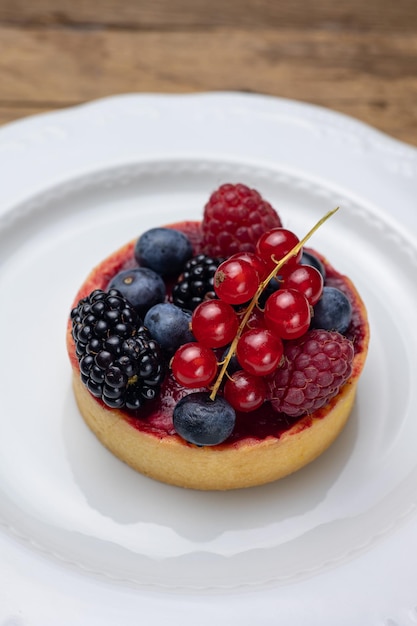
[242,306,266,331]
[281,264,323,305]
[236,328,283,376]
[256,228,302,272]
[224,370,267,412]
[228,252,268,281]
[264,288,311,339]
[171,342,218,388]
[192,299,239,348]
[214,258,259,305]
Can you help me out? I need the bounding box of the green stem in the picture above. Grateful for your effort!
[209,207,339,401]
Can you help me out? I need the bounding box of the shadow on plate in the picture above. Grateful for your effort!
[62,384,359,543]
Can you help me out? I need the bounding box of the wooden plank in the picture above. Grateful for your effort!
[1,25,417,145]
[1,27,417,103]
[0,0,417,31]
[312,101,417,146]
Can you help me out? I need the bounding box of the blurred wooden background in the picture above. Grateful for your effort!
[1,0,417,145]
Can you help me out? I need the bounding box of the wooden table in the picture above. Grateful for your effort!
[1,0,417,146]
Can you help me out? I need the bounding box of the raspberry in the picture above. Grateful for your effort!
[201,183,282,257]
[267,329,354,417]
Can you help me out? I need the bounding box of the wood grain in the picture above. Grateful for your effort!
[1,0,417,31]
[1,1,417,146]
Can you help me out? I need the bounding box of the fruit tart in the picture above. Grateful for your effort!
[67,183,369,490]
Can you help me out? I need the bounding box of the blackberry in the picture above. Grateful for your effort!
[71,289,164,411]
[172,254,223,311]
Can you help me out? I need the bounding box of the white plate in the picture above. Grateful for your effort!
[1,93,417,625]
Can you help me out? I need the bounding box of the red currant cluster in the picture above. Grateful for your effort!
[171,225,326,413]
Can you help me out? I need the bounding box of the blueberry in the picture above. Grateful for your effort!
[311,286,352,334]
[301,250,326,279]
[173,392,236,446]
[135,228,193,277]
[258,277,280,308]
[107,267,166,317]
[221,345,240,375]
[144,303,194,353]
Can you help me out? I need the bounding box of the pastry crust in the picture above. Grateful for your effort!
[71,371,359,489]
[67,223,369,490]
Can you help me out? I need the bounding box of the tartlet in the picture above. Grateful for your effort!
[67,214,369,491]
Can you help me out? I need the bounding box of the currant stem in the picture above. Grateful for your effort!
[209,207,339,401]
